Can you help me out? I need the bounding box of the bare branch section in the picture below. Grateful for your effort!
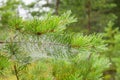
[0,41,81,48]
[0,41,68,46]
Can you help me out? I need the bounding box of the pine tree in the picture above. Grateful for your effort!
[0,0,22,28]
[0,11,111,80]
[103,21,120,80]
[59,0,116,32]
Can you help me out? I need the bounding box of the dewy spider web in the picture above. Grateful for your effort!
[0,33,75,61]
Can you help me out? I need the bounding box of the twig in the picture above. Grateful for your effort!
[14,64,19,80]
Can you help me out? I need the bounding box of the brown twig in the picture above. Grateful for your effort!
[14,64,19,80]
